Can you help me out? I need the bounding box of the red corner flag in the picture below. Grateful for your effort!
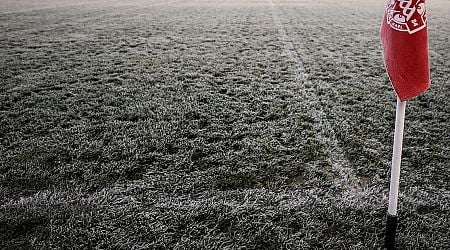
[381,0,430,101]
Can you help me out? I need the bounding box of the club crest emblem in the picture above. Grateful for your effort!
[386,0,427,34]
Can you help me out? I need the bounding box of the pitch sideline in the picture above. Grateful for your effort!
[268,0,362,193]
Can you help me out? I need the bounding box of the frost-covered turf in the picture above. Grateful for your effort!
[1,0,449,249]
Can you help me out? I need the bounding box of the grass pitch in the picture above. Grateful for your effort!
[1,0,449,249]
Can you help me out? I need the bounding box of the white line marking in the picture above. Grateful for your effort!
[268,0,360,191]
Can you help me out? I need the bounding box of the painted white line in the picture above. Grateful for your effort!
[268,0,360,191]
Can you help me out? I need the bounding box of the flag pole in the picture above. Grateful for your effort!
[385,97,406,250]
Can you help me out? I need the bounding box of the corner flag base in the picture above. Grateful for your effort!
[385,213,398,250]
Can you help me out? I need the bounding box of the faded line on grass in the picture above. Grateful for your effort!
[268,0,361,192]
[8,181,450,213]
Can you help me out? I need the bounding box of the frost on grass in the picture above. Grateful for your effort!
[1,0,450,249]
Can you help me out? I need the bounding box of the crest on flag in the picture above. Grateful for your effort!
[386,0,427,34]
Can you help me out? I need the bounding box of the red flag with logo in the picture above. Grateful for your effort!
[380,0,430,101]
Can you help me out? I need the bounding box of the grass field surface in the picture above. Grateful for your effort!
[1,0,449,249]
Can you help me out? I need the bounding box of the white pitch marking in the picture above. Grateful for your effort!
[268,0,360,191]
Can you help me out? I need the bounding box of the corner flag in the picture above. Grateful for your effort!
[381,0,430,101]
[380,1,431,249]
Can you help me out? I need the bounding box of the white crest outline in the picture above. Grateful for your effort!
[386,0,427,34]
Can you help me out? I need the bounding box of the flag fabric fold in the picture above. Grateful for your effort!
[380,0,430,101]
